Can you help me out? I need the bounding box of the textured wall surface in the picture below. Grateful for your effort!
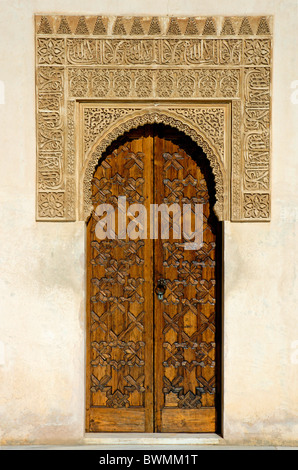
[0,0,298,446]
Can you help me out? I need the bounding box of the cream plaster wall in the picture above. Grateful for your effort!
[0,0,298,446]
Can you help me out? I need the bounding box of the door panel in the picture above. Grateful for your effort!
[86,128,154,432]
[154,131,217,432]
[86,125,220,433]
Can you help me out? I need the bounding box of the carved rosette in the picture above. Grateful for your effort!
[35,15,272,222]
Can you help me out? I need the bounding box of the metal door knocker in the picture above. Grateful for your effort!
[155,279,167,300]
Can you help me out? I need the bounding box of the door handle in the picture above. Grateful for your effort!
[155,279,167,300]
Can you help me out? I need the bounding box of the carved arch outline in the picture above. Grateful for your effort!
[81,109,228,221]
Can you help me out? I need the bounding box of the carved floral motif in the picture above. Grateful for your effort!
[38,192,64,218]
[67,68,240,99]
[243,193,270,219]
[37,38,65,65]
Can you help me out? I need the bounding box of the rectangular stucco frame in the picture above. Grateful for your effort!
[35,14,272,222]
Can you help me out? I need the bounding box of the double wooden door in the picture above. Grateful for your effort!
[86,125,221,433]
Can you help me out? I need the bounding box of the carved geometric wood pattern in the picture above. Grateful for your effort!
[153,130,219,432]
[86,130,154,432]
[35,15,272,223]
[86,126,220,433]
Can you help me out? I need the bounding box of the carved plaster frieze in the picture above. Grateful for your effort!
[35,15,272,222]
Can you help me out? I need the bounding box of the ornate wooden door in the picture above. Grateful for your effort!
[86,125,221,433]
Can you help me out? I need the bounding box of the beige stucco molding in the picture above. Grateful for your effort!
[35,15,272,222]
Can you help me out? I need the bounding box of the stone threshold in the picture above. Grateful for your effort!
[83,433,222,446]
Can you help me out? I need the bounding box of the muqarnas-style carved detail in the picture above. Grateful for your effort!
[35,15,272,222]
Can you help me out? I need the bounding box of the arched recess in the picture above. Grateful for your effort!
[80,109,228,222]
[85,122,222,433]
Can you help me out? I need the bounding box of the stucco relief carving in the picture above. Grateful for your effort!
[67,67,240,99]
[35,15,272,222]
[80,107,228,221]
